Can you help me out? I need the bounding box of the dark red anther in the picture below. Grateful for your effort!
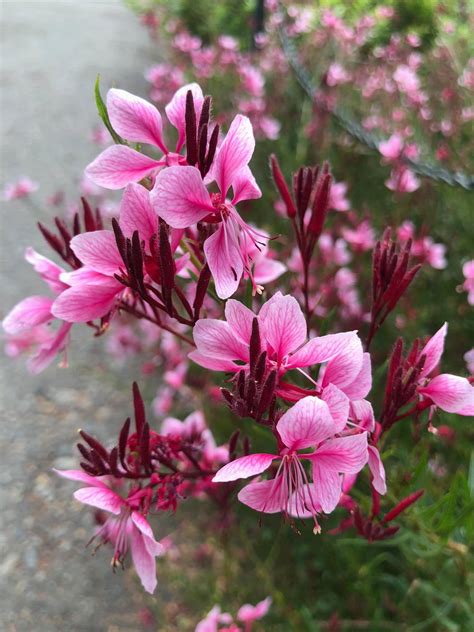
[73,212,81,236]
[193,263,211,321]
[249,317,261,374]
[118,417,131,469]
[108,447,121,477]
[228,430,240,460]
[270,154,297,219]
[185,90,198,166]
[204,124,219,176]
[37,222,64,258]
[383,489,424,523]
[81,197,96,232]
[140,423,151,472]
[256,369,277,419]
[198,95,211,129]
[254,351,267,383]
[112,218,127,265]
[220,388,234,405]
[132,382,146,438]
[79,430,109,461]
[131,230,144,291]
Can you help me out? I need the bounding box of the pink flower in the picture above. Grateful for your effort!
[3,177,39,200]
[417,323,474,416]
[326,63,350,87]
[161,411,228,464]
[385,166,420,193]
[328,180,350,211]
[52,184,187,322]
[462,260,474,305]
[342,220,375,252]
[237,597,272,628]
[379,134,404,162]
[213,394,368,530]
[464,349,474,375]
[55,469,163,594]
[85,84,204,189]
[190,293,370,402]
[195,606,233,632]
[151,115,265,298]
[2,248,72,373]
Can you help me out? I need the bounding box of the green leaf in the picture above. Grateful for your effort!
[94,75,124,145]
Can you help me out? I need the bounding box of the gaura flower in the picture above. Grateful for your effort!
[2,248,72,373]
[55,469,163,594]
[213,394,368,531]
[416,323,474,416]
[52,183,187,322]
[150,114,264,299]
[191,293,371,403]
[85,83,204,189]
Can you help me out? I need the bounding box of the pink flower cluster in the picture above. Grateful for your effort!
[2,78,472,602]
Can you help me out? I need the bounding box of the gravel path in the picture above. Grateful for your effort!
[0,2,161,629]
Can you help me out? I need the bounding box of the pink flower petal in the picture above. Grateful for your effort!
[238,477,287,513]
[188,350,238,372]
[311,464,342,513]
[85,145,162,189]
[53,468,109,488]
[151,165,214,228]
[237,597,272,623]
[204,223,244,299]
[312,433,368,473]
[277,396,334,450]
[341,352,372,400]
[261,294,306,361]
[52,279,122,322]
[224,299,255,344]
[130,528,158,594]
[28,322,72,374]
[131,511,164,557]
[74,486,123,514]
[193,318,249,362]
[165,83,204,151]
[287,331,358,369]
[420,322,447,378]
[213,453,275,482]
[368,445,387,494]
[2,296,53,334]
[70,231,123,275]
[350,399,375,432]
[213,114,255,197]
[419,373,474,414]
[287,483,322,519]
[107,88,167,152]
[231,166,262,205]
[119,183,158,243]
[253,258,287,285]
[321,333,364,389]
[320,384,350,433]
[25,248,67,294]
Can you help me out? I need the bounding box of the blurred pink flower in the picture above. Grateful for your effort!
[3,177,39,200]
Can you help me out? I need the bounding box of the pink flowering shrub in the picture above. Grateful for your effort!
[3,80,472,622]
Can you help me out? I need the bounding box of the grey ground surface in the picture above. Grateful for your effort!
[1,2,161,629]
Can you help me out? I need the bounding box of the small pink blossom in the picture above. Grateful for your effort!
[3,177,39,200]
[85,84,204,189]
[237,597,272,627]
[151,115,265,298]
[55,469,163,593]
[213,394,368,530]
[416,323,474,416]
[462,260,474,305]
[328,180,350,211]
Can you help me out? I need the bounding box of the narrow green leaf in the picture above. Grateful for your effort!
[94,75,124,145]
